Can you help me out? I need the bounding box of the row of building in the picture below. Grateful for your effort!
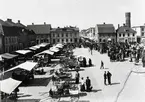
[81,12,140,44]
[0,19,80,54]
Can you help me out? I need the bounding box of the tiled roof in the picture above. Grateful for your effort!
[27,24,51,34]
[15,23,26,28]
[51,27,79,32]
[0,19,11,26]
[97,24,115,33]
[2,26,20,36]
[117,26,136,33]
[5,21,16,26]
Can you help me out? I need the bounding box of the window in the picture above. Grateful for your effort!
[119,34,121,37]
[133,33,135,37]
[103,39,106,42]
[53,39,55,43]
[62,39,64,42]
[74,38,78,42]
[66,39,68,42]
[57,39,59,42]
[123,34,125,37]
[70,39,73,42]
[142,32,144,36]
[70,33,72,37]
[62,33,64,37]
[99,39,102,42]
[141,28,144,31]
[128,33,130,37]
[57,34,59,37]
[53,33,55,37]
[66,33,68,37]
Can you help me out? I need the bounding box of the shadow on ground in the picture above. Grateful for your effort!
[91,89,102,93]
[67,68,85,72]
[21,77,51,86]
[18,94,32,98]
[2,98,40,102]
[111,82,120,85]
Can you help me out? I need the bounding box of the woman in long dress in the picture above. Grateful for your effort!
[80,77,85,91]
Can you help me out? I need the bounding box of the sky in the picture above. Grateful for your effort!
[0,0,145,30]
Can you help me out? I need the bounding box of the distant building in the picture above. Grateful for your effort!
[80,29,87,37]
[117,12,137,43]
[27,22,51,44]
[0,19,36,54]
[117,24,136,43]
[86,27,95,39]
[51,26,80,44]
[132,24,145,43]
[95,23,116,43]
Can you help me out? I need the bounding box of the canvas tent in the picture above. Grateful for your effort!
[5,61,37,73]
[55,44,63,48]
[0,53,18,60]
[41,50,54,55]
[0,78,22,94]
[15,50,32,55]
[34,50,54,56]
[49,47,59,52]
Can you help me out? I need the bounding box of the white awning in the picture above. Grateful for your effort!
[29,47,38,50]
[6,61,37,72]
[49,47,59,52]
[42,50,54,55]
[0,78,22,94]
[0,55,3,61]
[39,43,49,47]
[16,61,37,71]
[32,45,41,49]
[15,50,32,55]
[53,64,63,70]
[55,44,63,48]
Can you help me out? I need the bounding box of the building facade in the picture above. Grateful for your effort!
[132,25,145,43]
[117,24,136,43]
[51,26,80,44]
[27,23,51,44]
[95,23,116,43]
[0,19,36,54]
[117,12,136,43]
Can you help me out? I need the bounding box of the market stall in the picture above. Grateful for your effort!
[0,78,22,94]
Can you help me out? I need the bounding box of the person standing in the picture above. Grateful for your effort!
[88,58,92,66]
[83,57,87,67]
[86,77,92,92]
[80,77,85,91]
[107,71,112,85]
[104,71,107,85]
[75,71,80,84]
[100,60,104,69]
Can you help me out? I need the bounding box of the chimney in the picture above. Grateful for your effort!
[44,22,46,25]
[32,23,34,25]
[125,12,131,27]
[118,24,120,28]
[7,18,12,22]
[18,20,20,23]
